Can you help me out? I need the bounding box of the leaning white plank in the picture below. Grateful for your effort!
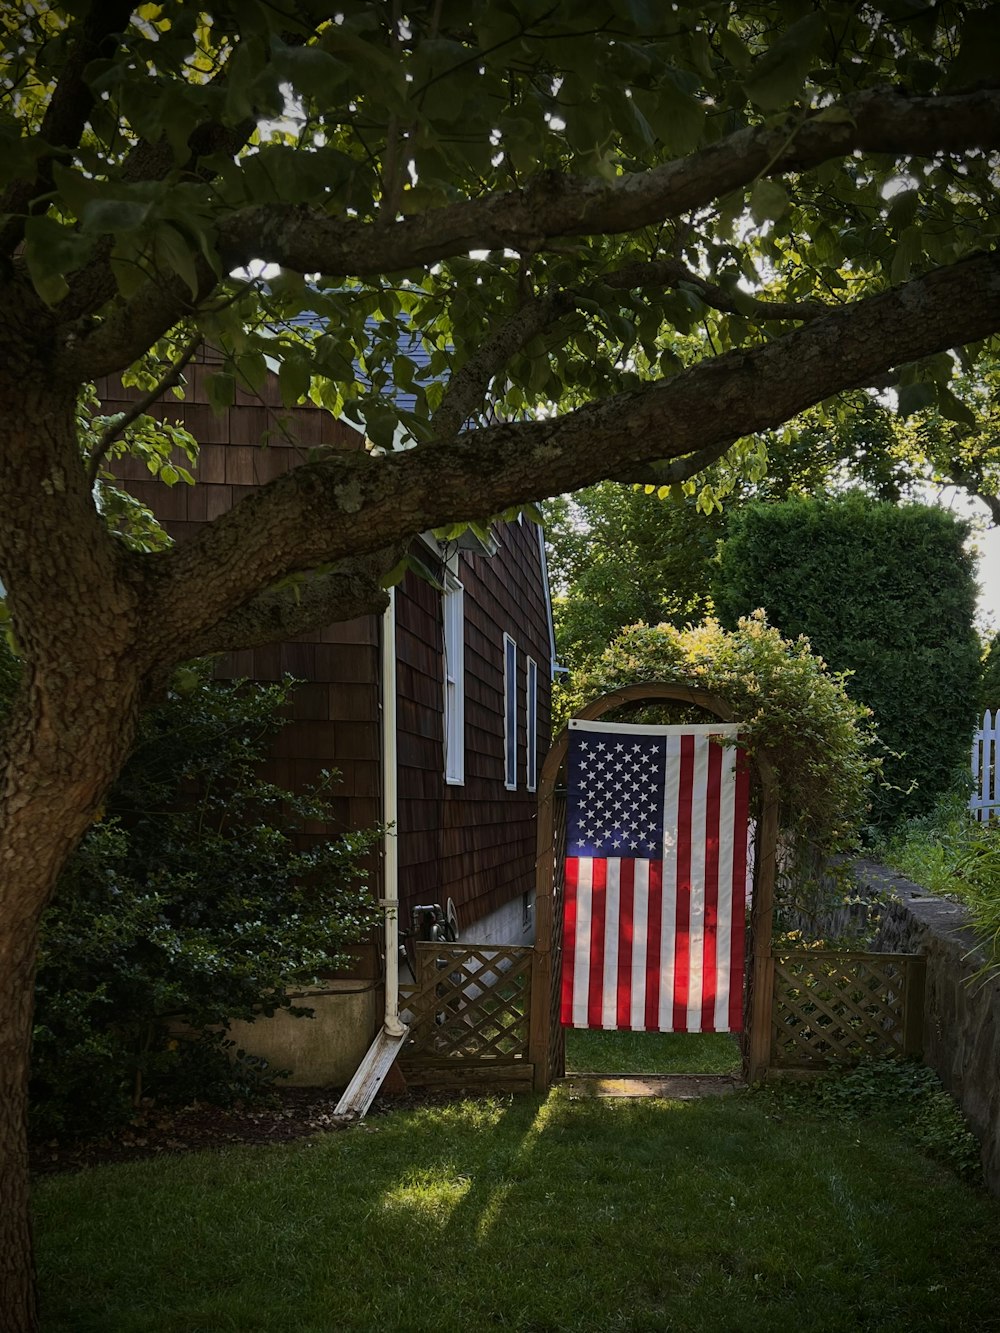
[333,1026,408,1121]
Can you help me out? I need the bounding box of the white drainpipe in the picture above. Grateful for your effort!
[381,587,406,1037]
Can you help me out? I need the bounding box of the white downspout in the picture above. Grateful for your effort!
[381,587,406,1037]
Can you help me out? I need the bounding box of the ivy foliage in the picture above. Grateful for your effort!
[23,659,382,1138]
[761,1055,983,1185]
[559,613,877,859]
[713,494,981,830]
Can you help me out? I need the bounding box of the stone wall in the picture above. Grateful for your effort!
[851,859,1000,1195]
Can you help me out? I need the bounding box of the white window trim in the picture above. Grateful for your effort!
[503,632,517,791]
[526,655,538,793]
[443,571,465,785]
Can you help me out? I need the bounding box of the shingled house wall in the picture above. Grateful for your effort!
[395,519,552,937]
[98,349,553,969]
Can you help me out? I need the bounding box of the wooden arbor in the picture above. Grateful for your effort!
[527,683,780,1090]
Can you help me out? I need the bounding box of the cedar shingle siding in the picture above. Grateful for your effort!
[100,349,552,952]
[395,520,552,930]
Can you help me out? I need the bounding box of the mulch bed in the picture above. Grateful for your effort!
[29,1084,460,1176]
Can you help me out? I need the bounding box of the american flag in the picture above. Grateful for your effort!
[560,720,750,1034]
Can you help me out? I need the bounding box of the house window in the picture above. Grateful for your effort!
[526,656,538,792]
[443,572,465,785]
[503,632,517,790]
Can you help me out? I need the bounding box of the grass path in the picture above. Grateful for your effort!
[35,1087,1000,1332]
[564,1027,740,1075]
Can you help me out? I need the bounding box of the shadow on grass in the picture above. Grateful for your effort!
[35,1088,1000,1333]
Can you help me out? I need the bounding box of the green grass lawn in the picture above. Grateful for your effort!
[564,1027,740,1075]
[34,1088,1000,1333]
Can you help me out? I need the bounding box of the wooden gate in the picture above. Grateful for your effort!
[531,684,780,1089]
[529,683,927,1088]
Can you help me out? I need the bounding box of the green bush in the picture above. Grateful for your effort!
[763,1055,983,1184]
[559,613,878,862]
[882,793,1000,979]
[979,631,1000,711]
[26,661,381,1138]
[713,494,981,829]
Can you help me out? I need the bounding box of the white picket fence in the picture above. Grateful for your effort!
[971,709,1000,820]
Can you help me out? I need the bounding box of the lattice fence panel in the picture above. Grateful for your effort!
[399,943,532,1062]
[771,950,924,1068]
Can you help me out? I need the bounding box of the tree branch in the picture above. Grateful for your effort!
[86,334,202,487]
[57,85,1000,384]
[174,548,403,659]
[600,259,829,322]
[432,292,573,436]
[432,258,827,436]
[144,249,1000,653]
[212,87,1000,279]
[613,439,736,488]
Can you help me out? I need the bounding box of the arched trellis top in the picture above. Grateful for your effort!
[528,683,781,1088]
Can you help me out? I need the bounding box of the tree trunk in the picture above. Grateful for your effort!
[0,910,39,1333]
[0,361,149,1331]
[0,673,145,1330]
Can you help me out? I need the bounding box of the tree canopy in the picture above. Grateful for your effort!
[2,3,1000,1326]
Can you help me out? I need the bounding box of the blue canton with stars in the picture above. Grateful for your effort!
[567,728,668,858]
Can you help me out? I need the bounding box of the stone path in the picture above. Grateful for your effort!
[562,1072,742,1100]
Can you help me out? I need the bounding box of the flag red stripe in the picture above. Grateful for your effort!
[587,858,608,1028]
[560,857,579,1026]
[616,859,635,1029]
[672,735,695,1033]
[700,741,723,1032]
[729,756,751,1031]
[644,859,663,1030]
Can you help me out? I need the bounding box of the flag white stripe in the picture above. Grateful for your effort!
[686,736,709,1031]
[630,860,649,1030]
[572,858,593,1027]
[714,746,738,1031]
[602,860,621,1029]
[658,734,681,1031]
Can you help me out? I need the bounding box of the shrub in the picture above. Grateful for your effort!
[882,792,1000,979]
[762,1055,983,1184]
[559,613,878,862]
[27,661,381,1138]
[713,494,981,829]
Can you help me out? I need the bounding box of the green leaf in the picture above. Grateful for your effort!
[278,356,311,406]
[23,215,95,304]
[935,385,977,429]
[206,372,236,414]
[633,71,705,155]
[896,382,936,418]
[749,179,790,224]
[811,105,856,127]
[719,27,751,72]
[154,222,201,299]
[81,198,154,234]
[946,11,1000,92]
[362,403,399,451]
[743,12,826,111]
[890,226,923,284]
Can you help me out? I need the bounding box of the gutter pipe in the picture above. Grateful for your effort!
[381,586,406,1038]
